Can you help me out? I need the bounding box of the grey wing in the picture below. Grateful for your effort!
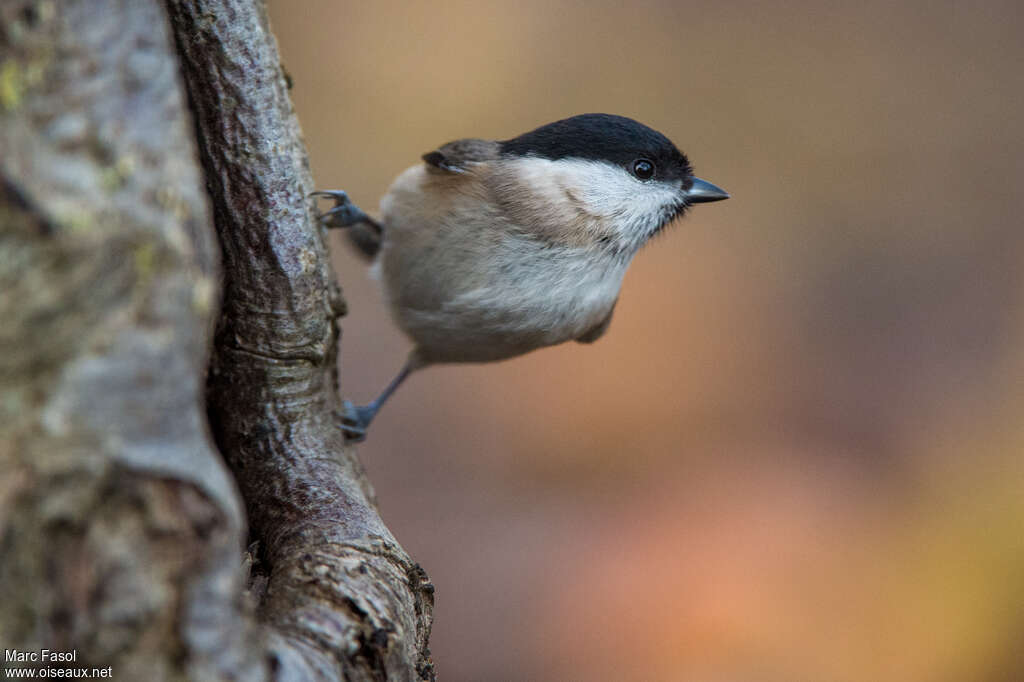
[422,138,500,173]
[576,300,618,344]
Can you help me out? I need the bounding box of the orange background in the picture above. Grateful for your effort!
[269,2,1024,679]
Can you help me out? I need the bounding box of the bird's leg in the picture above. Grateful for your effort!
[310,190,380,229]
[337,360,415,442]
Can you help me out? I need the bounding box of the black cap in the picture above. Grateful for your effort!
[499,113,694,184]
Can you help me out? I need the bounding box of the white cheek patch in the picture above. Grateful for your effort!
[505,157,683,252]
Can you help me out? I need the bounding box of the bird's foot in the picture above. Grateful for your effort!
[310,190,373,228]
[335,400,379,443]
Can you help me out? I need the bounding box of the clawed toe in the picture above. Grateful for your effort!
[324,203,367,226]
[311,189,367,227]
[335,400,378,443]
[331,363,412,444]
[309,190,349,201]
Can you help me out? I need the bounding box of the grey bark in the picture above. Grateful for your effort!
[0,1,433,680]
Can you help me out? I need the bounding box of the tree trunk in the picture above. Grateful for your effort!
[0,1,433,680]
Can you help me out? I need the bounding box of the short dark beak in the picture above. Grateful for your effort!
[685,177,730,203]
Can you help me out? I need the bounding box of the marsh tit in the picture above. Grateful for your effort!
[313,113,728,440]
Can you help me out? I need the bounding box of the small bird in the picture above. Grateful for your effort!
[313,113,728,440]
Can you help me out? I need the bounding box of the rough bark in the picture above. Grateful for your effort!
[0,1,258,678]
[0,0,433,680]
[165,0,434,678]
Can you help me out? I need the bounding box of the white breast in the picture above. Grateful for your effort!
[450,232,627,339]
[394,232,627,364]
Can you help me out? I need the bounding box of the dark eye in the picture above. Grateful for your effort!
[632,159,655,180]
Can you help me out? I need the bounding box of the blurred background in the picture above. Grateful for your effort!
[268,1,1024,679]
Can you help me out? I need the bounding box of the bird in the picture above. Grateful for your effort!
[312,113,728,441]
